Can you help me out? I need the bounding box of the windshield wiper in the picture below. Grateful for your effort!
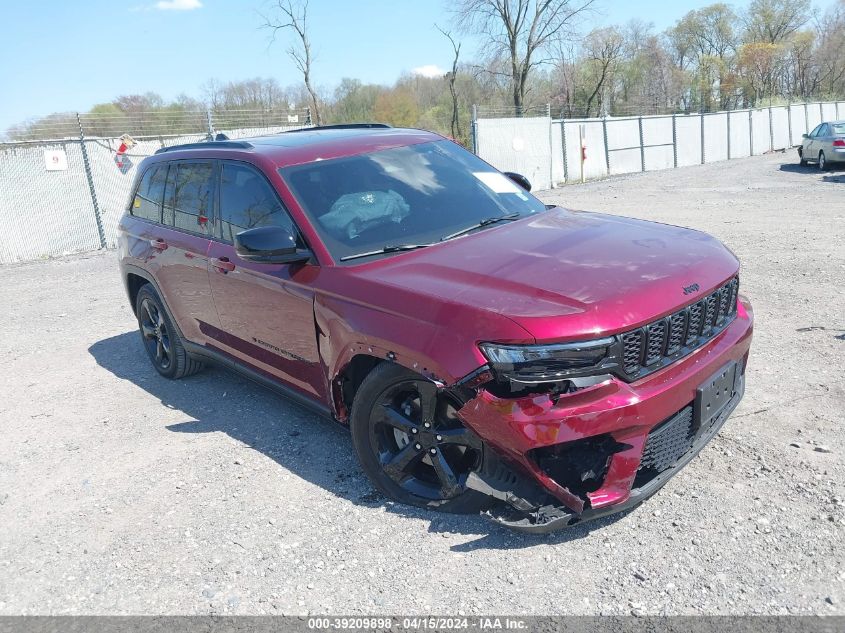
[339,243,435,262]
[440,213,521,242]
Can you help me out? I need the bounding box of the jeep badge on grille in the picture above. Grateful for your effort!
[683,283,700,295]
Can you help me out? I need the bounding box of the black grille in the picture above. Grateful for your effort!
[622,331,644,374]
[619,278,738,380]
[645,321,667,365]
[686,303,703,345]
[666,312,686,355]
[638,406,694,474]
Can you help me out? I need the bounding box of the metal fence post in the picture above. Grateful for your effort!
[700,112,705,164]
[471,104,478,154]
[804,103,809,135]
[726,111,731,160]
[602,116,610,175]
[819,102,823,122]
[749,109,754,155]
[787,105,793,146]
[672,114,678,168]
[561,119,569,183]
[547,104,554,188]
[768,106,774,151]
[76,113,106,249]
[206,110,214,138]
[638,116,645,172]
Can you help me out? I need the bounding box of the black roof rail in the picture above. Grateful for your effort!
[282,123,391,133]
[154,140,253,154]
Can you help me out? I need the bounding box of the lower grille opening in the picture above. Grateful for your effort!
[634,405,695,488]
[531,434,631,500]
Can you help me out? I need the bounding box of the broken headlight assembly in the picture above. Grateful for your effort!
[479,338,615,388]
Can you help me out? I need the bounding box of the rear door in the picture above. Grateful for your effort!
[153,160,221,344]
[805,124,822,160]
[206,161,325,401]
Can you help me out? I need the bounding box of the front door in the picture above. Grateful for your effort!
[206,161,325,401]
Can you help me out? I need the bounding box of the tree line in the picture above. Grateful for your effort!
[6,0,844,147]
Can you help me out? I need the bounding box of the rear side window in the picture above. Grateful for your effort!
[219,163,296,241]
[131,165,166,222]
[163,162,215,235]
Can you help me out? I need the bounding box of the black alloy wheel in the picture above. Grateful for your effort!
[350,363,489,512]
[139,297,172,372]
[134,284,203,379]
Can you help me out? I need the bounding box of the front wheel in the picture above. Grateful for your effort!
[349,363,489,513]
[798,147,807,166]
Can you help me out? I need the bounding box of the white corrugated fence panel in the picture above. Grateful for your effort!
[751,109,770,155]
[675,115,702,167]
[561,119,608,181]
[606,118,642,175]
[807,104,823,130]
[728,111,751,158]
[770,107,790,149]
[475,117,552,190]
[641,116,674,171]
[821,102,838,121]
[788,104,807,143]
[703,113,728,162]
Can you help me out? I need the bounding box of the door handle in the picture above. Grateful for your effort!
[211,257,236,273]
[149,238,168,251]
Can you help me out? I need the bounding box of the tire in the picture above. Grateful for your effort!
[135,284,204,379]
[349,363,490,513]
[798,147,807,166]
[819,151,828,171]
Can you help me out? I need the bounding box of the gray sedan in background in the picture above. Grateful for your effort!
[799,120,845,170]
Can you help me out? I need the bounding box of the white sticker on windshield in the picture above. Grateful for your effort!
[473,171,522,194]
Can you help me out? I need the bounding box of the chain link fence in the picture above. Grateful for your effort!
[473,101,845,190]
[0,109,311,264]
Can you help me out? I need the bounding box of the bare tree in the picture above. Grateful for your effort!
[262,0,323,125]
[743,0,810,44]
[455,0,595,111]
[436,25,463,140]
[581,27,624,116]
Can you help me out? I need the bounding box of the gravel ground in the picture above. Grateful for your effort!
[0,152,843,616]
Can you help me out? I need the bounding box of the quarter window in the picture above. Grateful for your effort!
[131,165,166,222]
[163,162,215,235]
[219,163,295,241]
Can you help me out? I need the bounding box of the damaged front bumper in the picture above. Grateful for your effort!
[455,301,753,533]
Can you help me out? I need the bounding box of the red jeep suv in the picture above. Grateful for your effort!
[117,125,753,532]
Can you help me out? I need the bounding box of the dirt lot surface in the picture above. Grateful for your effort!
[0,153,843,616]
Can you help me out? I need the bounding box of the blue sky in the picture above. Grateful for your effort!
[0,0,833,130]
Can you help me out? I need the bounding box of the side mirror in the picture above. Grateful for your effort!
[802,133,808,139]
[503,171,532,192]
[235,226,311,264]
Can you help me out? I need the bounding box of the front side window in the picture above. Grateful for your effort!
[131,165,166,222]
[163,161,215,235]
[809,124,823,138]
[219,163,296,242]
[280,140,547,263]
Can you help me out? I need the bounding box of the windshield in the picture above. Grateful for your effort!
[279,140,547,263]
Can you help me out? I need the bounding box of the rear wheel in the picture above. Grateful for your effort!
[135,284,203,379]
[349,363,489,513]
[819,151,828,171]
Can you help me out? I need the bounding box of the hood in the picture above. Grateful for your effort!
[346,208,739,343]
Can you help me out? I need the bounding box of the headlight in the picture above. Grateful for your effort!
[479,338,614,384]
